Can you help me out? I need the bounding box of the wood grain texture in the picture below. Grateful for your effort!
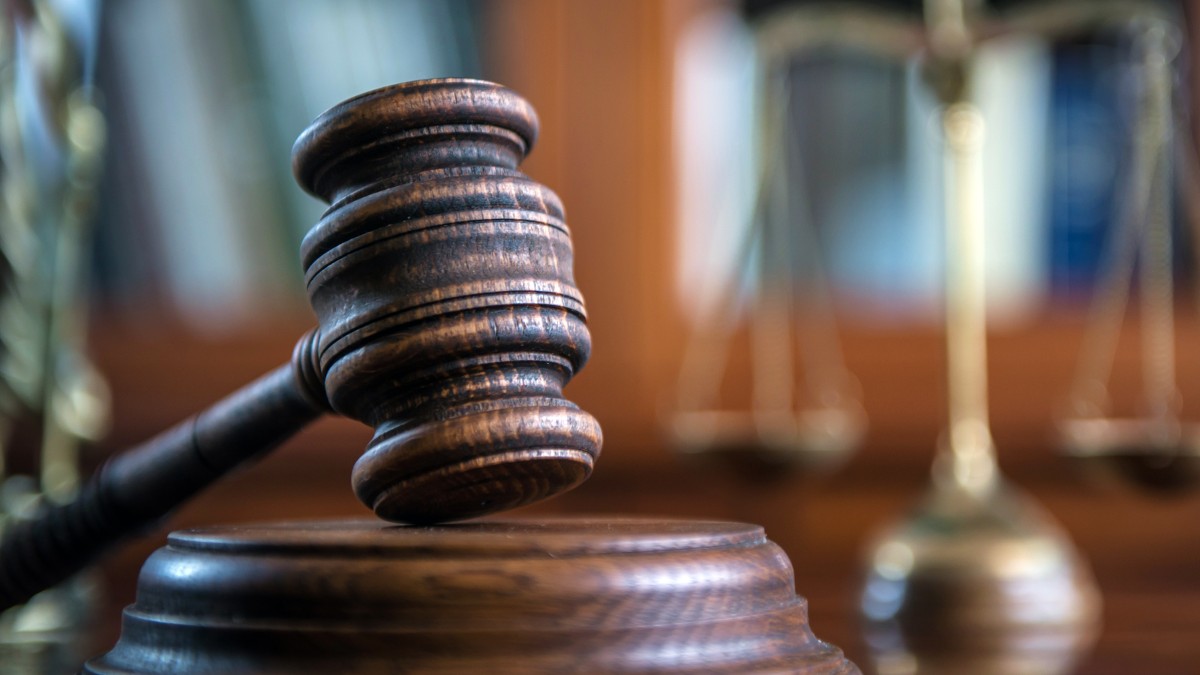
[293,79,601,524]
[84,517,859,674]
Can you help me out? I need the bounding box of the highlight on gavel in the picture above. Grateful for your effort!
[0,78,603,611]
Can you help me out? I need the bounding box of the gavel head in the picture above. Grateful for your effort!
[291,79,601,525]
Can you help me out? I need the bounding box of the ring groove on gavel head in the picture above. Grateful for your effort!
[292,79,602,525]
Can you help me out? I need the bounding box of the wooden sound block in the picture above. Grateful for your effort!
[85,517,858,674]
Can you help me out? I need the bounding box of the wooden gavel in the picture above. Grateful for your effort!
[0,79,602,610]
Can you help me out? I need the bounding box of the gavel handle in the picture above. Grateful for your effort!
[0,334,329,611]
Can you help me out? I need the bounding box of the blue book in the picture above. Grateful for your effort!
[1046,38,1129,299]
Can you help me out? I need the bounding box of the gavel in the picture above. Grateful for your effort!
[0,78,602,611]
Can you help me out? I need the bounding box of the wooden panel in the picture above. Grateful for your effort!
[480,0,689,458]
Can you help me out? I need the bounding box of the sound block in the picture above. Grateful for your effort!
[85,517,858,674]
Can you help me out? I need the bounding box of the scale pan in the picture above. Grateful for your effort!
[1058,417,1200,494]
[669,407,865,478]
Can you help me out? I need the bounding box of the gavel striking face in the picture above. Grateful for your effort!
[292,79,602,524]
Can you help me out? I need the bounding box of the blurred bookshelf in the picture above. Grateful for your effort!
[91,0,483,330]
